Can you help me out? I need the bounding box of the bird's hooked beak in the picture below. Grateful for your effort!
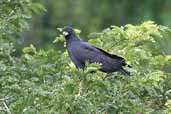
[62,31,69,36]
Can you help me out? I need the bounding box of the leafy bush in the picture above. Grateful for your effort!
[1,20,171,114]
[0,0,45,41]
[1,1,171,114]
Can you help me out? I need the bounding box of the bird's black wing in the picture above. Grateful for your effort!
[94,46,124,60]
[81,42,123,60]
[75,42,102,62]
[75,42,131,67]
[94,46,127,66]
[92,45,131,67]
[80,42,124,60]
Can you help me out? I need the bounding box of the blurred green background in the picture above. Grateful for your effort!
[22,0,171,48]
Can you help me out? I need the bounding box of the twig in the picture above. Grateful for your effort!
[3,102,12,114]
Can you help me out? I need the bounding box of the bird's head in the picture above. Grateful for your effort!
[62,26,75,37]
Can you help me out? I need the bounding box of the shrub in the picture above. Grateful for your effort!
[1,19,171,114]
[1,2,171,114]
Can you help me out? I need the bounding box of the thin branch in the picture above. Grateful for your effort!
[3,102,12,114]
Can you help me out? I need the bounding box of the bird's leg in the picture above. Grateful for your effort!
[77,79,83,96]
[76,70,88,96]
[76,73,85,96]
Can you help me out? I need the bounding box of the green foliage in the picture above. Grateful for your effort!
[1,20,171,113]
[0,0,45,42]
[1,1,171,113]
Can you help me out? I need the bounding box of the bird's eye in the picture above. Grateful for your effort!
[62,31,69,36]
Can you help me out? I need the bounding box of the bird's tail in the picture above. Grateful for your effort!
[120,68,130,76]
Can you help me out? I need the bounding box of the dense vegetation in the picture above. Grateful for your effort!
[0,0,171,114]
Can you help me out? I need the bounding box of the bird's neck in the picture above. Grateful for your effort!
[66,34,80,45]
